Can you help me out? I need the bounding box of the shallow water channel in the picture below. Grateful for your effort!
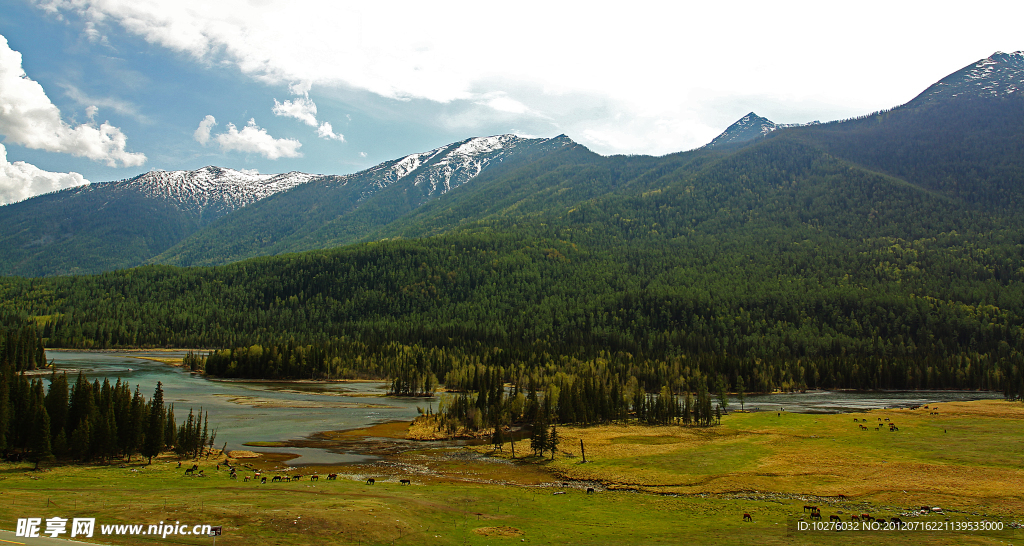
[45,351,430,465]
[44,351,1004,464]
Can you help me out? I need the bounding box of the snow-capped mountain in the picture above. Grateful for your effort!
[93,166,317,219]
[323,134,573,200]
[152,134,580,267]
[910,51,1024,103]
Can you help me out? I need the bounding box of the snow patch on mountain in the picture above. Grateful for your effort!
[343,134,571,201]
[912,51,1024,103]
[89,166,316,216]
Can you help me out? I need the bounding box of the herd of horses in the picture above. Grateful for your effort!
[180,462,408,486]
[791,505,906,525]
[852,417,900,432]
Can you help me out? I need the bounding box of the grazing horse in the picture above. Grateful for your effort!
[310,475,318,482]
[586,487,595,494]
[851,515,859,522]
[400,479,411,485]
[230,473,237,479]
[829,515,840,522]
[366,478,375,485]
[184,468,195,476]
[810,511,821,520]
[861,514,873,521]
[853,418,859,422]
[743,513,753,522]
[890,517,903,525]
[293,475,302,481]
[260,477,267,484]
[244,476,250,482]
[803,505,817,512]
[272,476,282,482]
[327,473,338,480]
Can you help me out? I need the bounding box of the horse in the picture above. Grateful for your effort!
[586,487,595,494]
[810,511,821,520]
[366,478,375,485]
[890,517,903,525]
[803,505,817,512]
[310,475,319,482]
[244,476,250,482]
[327,473,338,480]
[743,513,753,522]
[184,468,195,476]
[851,515,859,522]
[400,479,411,485]
[829,515,840,522]
[861,514,873,521]
[272,476,282,482]
[260,476,267,484]
[293,475,302,481]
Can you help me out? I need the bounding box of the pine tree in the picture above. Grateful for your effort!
[142,382,164,464]
[547,424,560,460]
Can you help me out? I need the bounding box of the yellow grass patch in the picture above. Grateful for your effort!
[472,526,524,537]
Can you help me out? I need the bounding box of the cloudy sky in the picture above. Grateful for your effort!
[1,0,1022,204]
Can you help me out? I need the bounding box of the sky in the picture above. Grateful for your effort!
[0,0,1022,205]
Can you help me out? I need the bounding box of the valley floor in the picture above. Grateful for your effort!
[1,400,1021,545]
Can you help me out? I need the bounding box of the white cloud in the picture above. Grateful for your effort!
[0,34,146,166]
[193,115,216,145]
[0,142,88,205]
[476,93,531,115]
[316,121,343,141]
[32,0,1024,154]
[272,96,318,127]
[215,118,301,159]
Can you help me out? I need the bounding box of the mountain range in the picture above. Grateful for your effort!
[1,51,1023,277]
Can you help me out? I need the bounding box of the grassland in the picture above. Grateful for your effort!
[1,400,1021,545]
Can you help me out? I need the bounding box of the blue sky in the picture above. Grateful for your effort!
[1,0,1022,204]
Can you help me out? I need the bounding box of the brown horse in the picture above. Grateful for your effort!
[327,473,338,480]
[803,505,818,512]
[829,515,840,522]
[400,479,411,485]
[366,478,375,485]
[810,511,821,520]
[743,513,753,522]
[586,487,595,494]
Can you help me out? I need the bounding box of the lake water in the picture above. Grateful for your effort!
[45,351,431,465]
[44,351,1006,464]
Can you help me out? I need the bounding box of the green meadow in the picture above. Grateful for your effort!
[2,400,1021,545]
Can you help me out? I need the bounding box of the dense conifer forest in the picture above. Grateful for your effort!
[1,318,218,464]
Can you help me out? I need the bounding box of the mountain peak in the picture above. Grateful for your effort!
[909,50,1024,104]
[705,112,778,148]
[106,166,318,219]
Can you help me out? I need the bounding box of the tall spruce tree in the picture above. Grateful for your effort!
[142,382,164,464]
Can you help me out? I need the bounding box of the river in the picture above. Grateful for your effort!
[45,350,431,465]
[44,351,1005,464]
